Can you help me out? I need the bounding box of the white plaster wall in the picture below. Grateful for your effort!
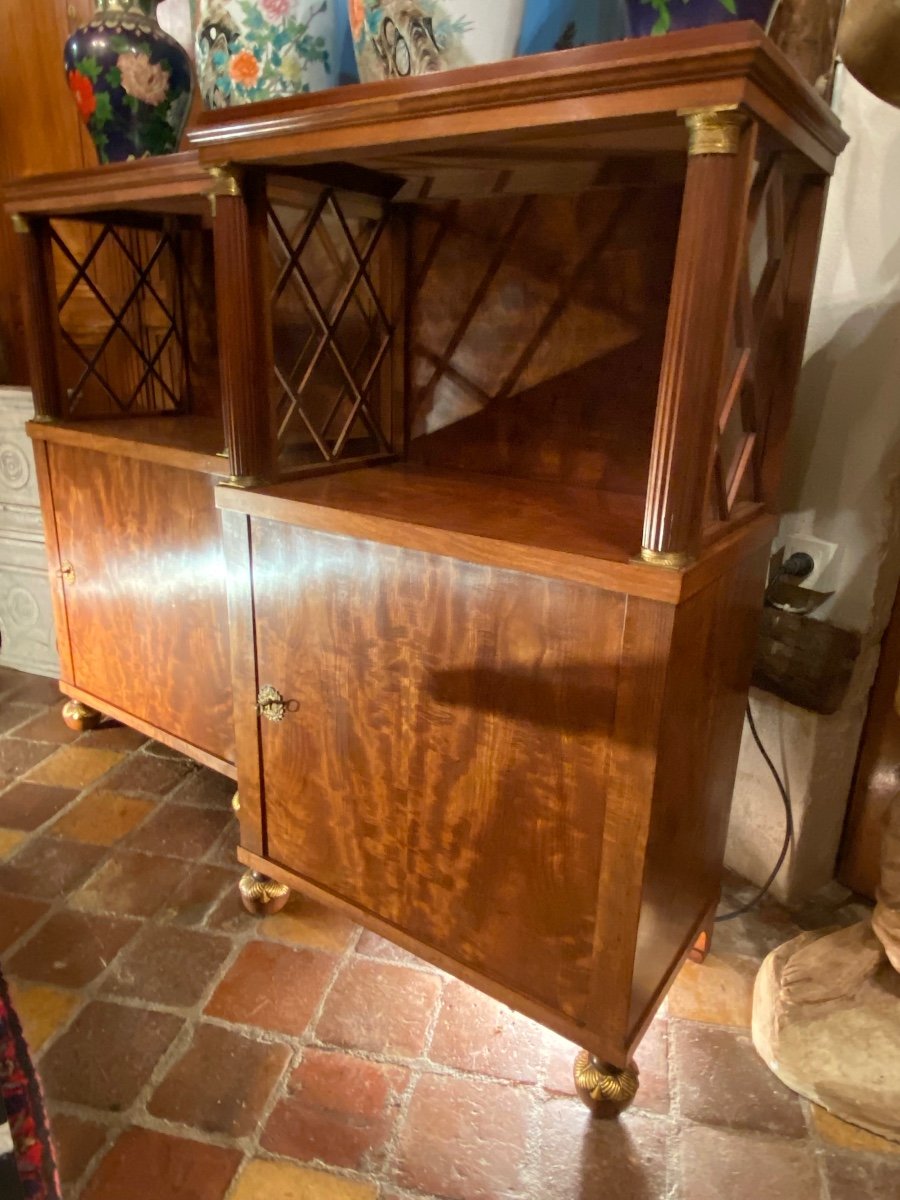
[726,69,900,902]
[158,0,195,56]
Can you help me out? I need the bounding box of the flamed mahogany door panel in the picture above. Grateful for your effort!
[401,557,626,1019]
[252,524,410,925]
[48,444,234,763]
[253,521,626,1018]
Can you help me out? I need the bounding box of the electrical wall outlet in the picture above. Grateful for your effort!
[777,534,841,591]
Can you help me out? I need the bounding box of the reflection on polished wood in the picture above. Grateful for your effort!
[35,441,235,766]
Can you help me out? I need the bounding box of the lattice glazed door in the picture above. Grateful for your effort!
[48,216,197,419]
[265,179,402,476]
[706,147,812,529]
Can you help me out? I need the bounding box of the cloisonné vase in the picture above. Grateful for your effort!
[626,0,778,38]
[64,1,193,164]
[350,0,526,82]
[194,0,341,109]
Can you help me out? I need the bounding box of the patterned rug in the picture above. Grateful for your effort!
[0,970,59,1200]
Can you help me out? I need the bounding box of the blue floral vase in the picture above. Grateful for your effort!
[626,0,777,38]
[64,1,193,164]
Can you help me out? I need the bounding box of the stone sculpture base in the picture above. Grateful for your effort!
[753,925,900,1144]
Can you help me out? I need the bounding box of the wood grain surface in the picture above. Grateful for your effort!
[250,521,628,1018]
[14,219,66,418]
[189,24,845,180]
[643,120,760,560]
[8,17,845,1074]
[217,462,669,598]
[3,152,215,219]
[213,175,277,483]
[46,444,235,763]
[0,0,95,382]
[628,541,770,1041]
[406,186,681,494]
[29,416,228,475]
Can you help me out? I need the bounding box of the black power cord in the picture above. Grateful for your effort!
[715,698,795,923]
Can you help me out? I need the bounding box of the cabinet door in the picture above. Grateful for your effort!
[401,553,625,1019]
[252,520,626,1018]
[47,443,234,764]
[251,524,411,926]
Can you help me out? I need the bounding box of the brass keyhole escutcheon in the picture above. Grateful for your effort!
[256,685,291,723]
[57,561,76,585]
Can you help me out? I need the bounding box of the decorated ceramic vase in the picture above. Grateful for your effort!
[518,0,629,56]
[626,0,778,38]
[64,1,193,164]
[350,0,527,82]
[194,0,340,108]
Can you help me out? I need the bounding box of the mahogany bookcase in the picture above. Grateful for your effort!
[6,23,845,1111]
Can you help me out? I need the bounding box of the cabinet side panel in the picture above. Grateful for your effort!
[588,594,675,1054]
[47,444,234,763]
[628,542,769,1039]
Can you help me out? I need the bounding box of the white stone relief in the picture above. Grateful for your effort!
[0,387,59,677]
[0,443,29,490]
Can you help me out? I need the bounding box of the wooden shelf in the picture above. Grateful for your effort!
[27,415,229,476]
[217,463,695,602]
[190,23,846,196]
[4,153,214,222]
[218,462,777,603]
[246,463,644,555]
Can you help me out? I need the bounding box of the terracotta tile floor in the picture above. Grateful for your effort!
[1,666,898,1199]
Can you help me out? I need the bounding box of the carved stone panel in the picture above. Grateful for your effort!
[0,387,59,677]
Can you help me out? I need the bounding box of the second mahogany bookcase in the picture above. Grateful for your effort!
[7,24,845,1111]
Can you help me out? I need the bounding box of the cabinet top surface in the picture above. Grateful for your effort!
[188,23,845,178]
[216,463,778,605]
[3,152,213,218]
[5,24,845,220]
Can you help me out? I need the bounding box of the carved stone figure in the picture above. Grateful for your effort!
[753,798,900,1143]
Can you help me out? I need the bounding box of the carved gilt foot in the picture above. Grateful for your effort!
[238,869,291,916]
[574,1051,640,1118]
[61,699,103,732]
